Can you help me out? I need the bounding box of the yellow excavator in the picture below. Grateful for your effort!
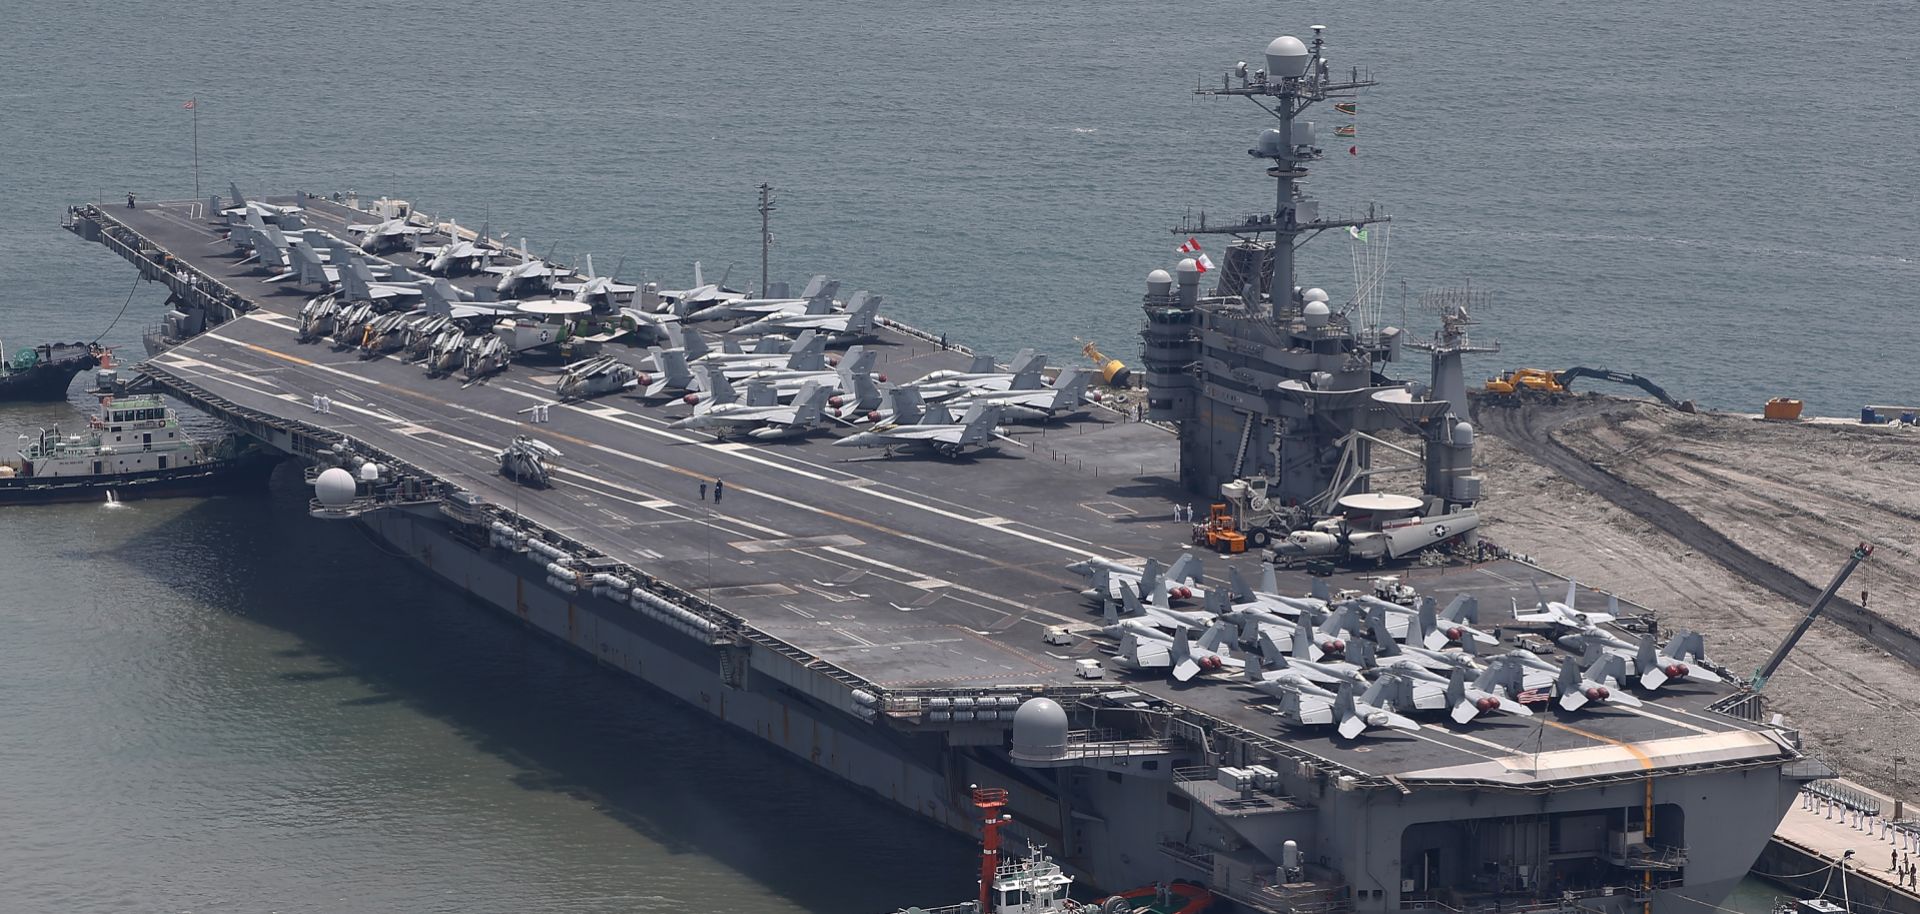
[1482,367,1692,411]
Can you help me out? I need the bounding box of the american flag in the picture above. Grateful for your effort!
[182,99,195,110]
[1517,688,1551,704]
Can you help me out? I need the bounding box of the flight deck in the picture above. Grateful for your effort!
[69,195,1786,789]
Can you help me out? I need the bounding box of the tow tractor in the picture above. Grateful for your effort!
[1194,503,1249,554]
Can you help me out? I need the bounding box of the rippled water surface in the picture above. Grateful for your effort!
[2,0,1911,908]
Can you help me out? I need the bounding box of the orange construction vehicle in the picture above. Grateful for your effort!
[1194,503,1248,554]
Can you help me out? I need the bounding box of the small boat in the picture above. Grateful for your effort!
[890,788,1214,914]
[0,340,103,400]
[0,394,281,505]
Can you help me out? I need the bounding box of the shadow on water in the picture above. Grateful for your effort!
[111,473,975,912]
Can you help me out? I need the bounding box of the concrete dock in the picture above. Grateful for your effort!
[1759,779,1920,914]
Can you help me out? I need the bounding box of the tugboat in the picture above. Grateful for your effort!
[0,340,104,400]
[891,788,1213,914]
[0,394,280,504]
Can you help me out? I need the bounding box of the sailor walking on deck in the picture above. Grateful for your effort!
[714,479,724,504]
[699,481,707,501]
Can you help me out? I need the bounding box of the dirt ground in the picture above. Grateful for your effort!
[1472,400,1920,797]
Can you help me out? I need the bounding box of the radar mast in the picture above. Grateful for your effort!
[1181,26,1386,315]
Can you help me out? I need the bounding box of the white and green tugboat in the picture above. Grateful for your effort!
[0,394,279,504]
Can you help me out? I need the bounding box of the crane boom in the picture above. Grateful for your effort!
[1750,543,1874,691]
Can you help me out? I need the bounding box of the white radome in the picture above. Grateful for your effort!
[314,467,357,507]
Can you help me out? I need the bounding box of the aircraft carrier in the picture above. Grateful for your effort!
[63,29,1826,914]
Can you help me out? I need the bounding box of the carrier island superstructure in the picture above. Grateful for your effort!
[65,29,1823,914]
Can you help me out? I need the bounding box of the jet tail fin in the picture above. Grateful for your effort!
[1258,630,1288,668]
[790,382,829,425]
[1165,552,1202,588]
[843,291,882,332]
[960,404,1001,445]
[1007,349,1045,389]
[679,325,710,362]
[1228,566,1255,603]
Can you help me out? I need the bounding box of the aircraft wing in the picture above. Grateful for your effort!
[1406,678,1447,710]
[1288,692,1335,726]
[877,426,964,443]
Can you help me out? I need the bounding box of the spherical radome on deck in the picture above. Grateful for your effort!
[1303,300,1331,329]
[314,467,357,507]
[1303,287,1329,303]
[1010,697,1068,762]
[1265,36,1310,78]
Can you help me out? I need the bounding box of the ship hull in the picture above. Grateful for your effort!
[351,504,1788,914]
[0,357,96,401]
[0,452,282,505]
[358,504,976,830]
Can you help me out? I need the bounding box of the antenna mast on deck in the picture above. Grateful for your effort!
[757,183,776,296]
[1181,25,1387,315]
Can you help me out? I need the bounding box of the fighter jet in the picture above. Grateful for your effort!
[905,350,1048,402]
[220,183,303,225]
[1378,661,1535,725]
[684,275,838,323]
[1103,575,1217,633]
[1279,677,1420,739]
[1559,627,1720,691]
[554,355,641,402]
[1262,626,1367,685]
[1224,565,1327,618]
[414,220,502,276]
[1502,650,1644,712]
[670,379,834,440]
[1514,579,1617,628]
[498,436,561,487]
[831,402,1005,457]
[681,327,828,372]
[346,217,431,254]
[729,291,884,341]
[420,279,516,323]
[1070,554,1209,604]
[483,240,568,298]
[634,347,697,399]
[1366,611,1483,674]
[1114,621,1244,681]
[656,261,746,311]
[943,368,1094,423]
[1356,594,1499,649]
[553,254,639,312]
